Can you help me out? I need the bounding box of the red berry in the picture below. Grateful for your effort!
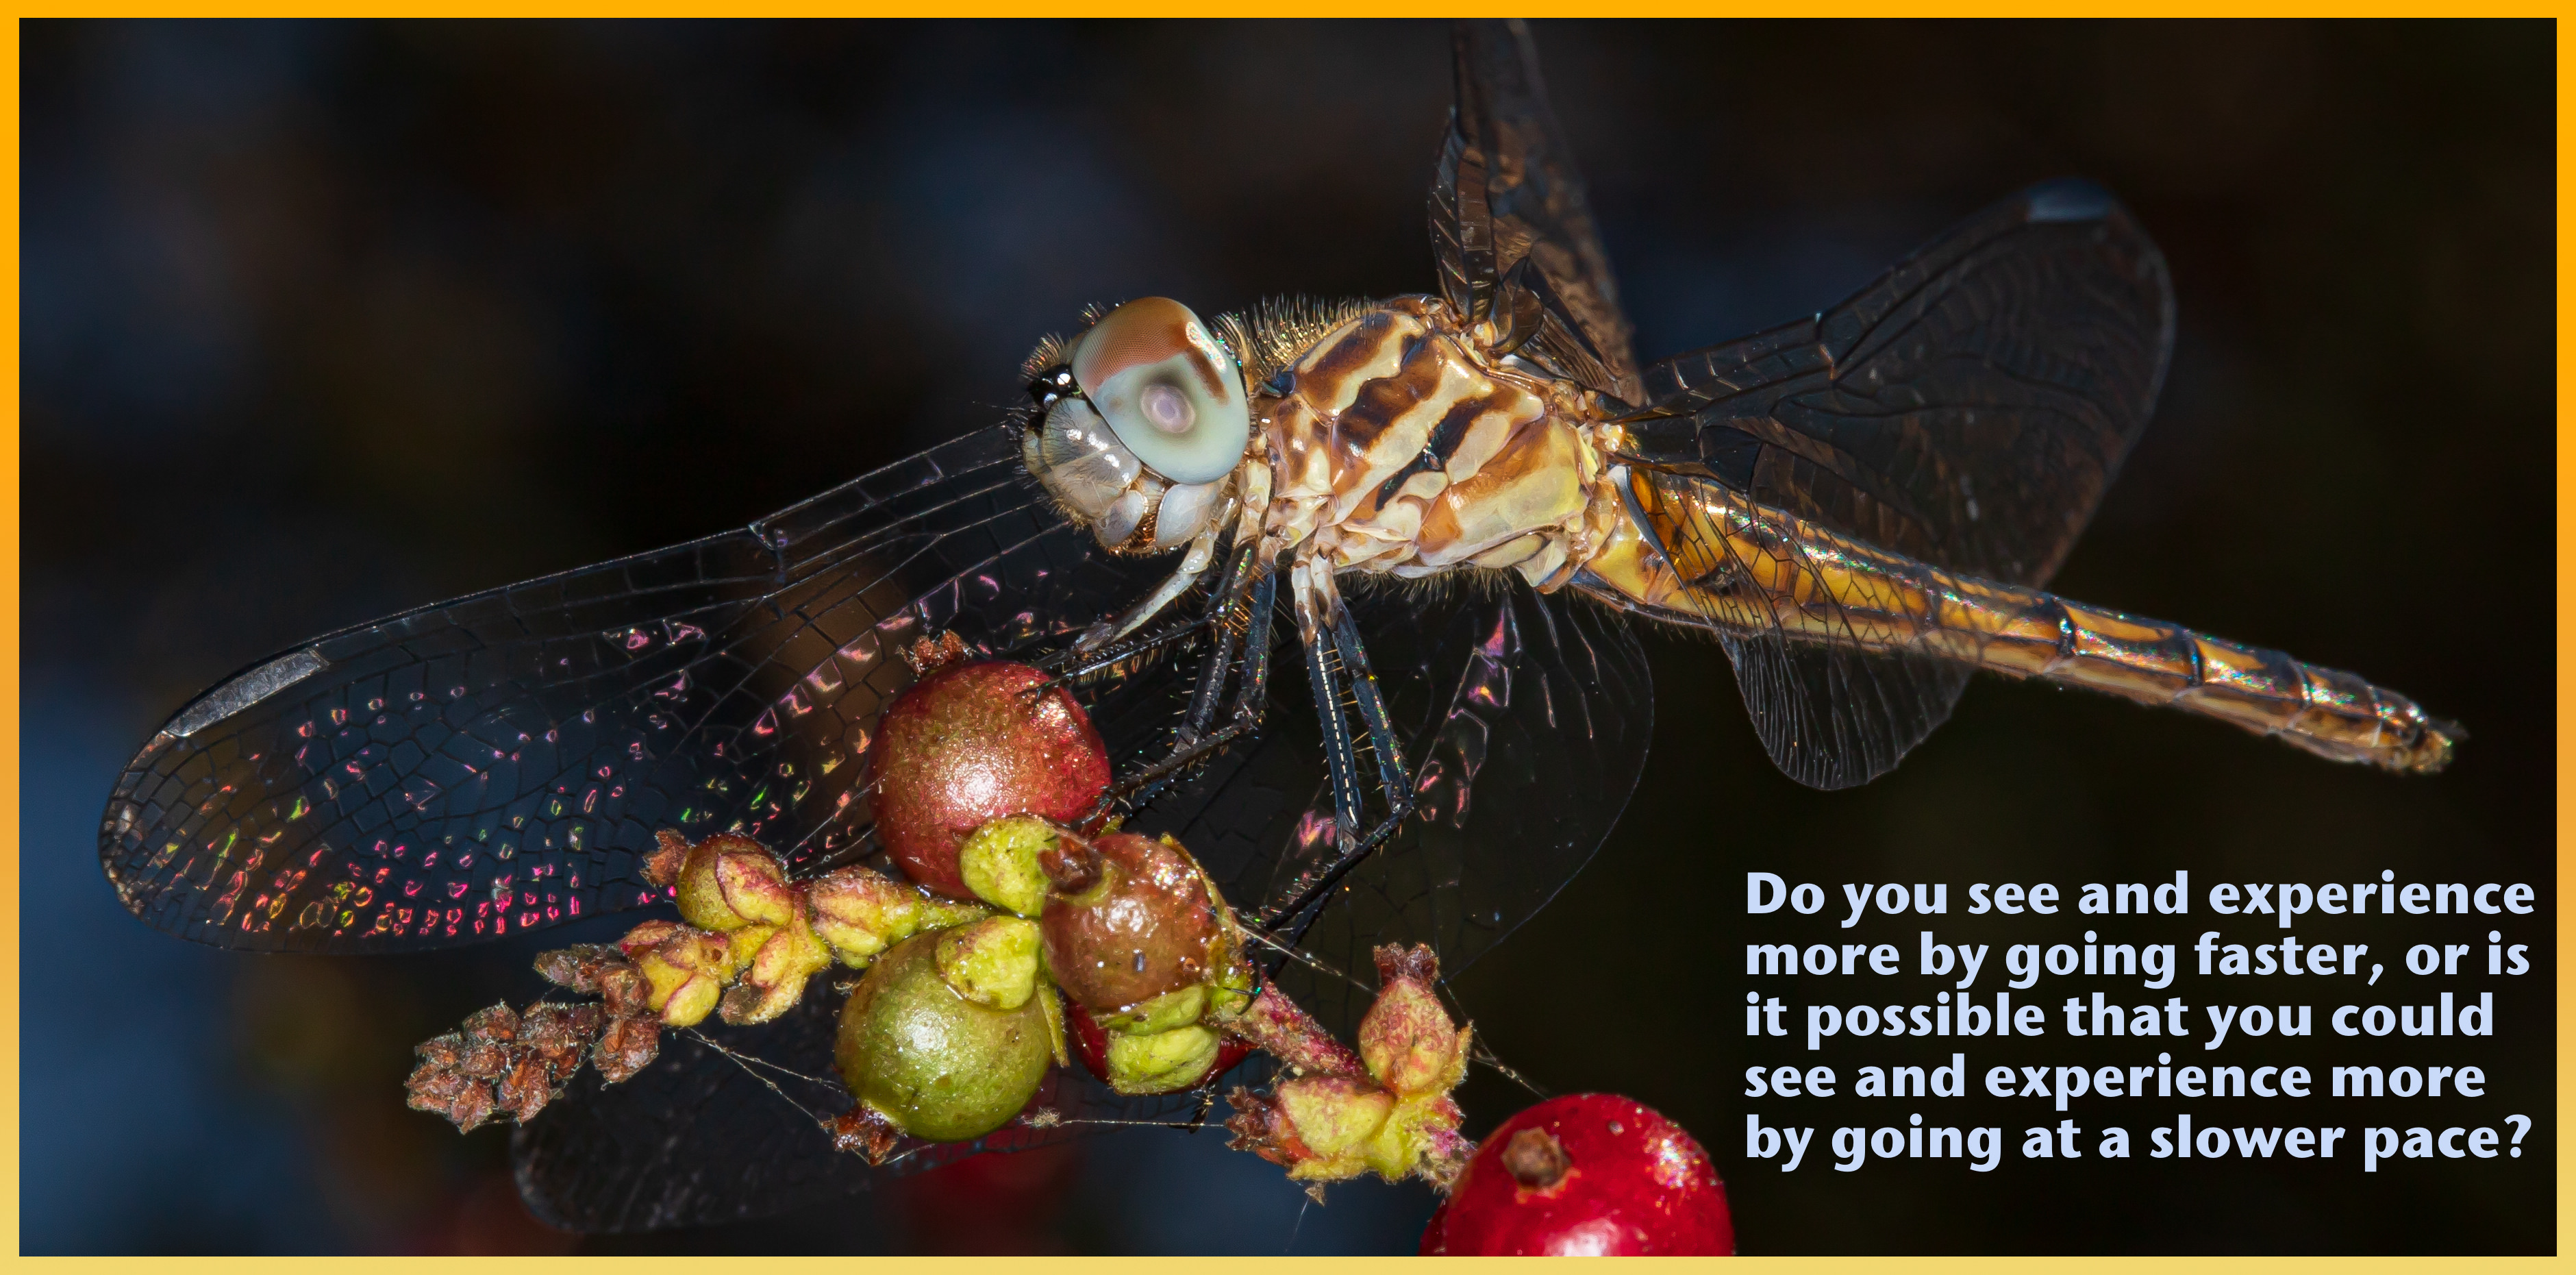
[1066,998,1251,1089]
[868,658,1111,899]
[1422,1094,1733,1256]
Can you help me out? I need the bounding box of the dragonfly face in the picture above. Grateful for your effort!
[1021,297,1254,557]
[90,18,2464,1235]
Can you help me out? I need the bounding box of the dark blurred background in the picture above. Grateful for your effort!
[23,18,2551,1254]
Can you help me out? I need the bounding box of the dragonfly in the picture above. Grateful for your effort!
[96,19,2458,1234]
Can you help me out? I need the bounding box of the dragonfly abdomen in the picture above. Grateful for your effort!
[1581,466,2460,774]
[1966,588,2460,773]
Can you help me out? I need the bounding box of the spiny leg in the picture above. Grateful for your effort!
[1113,560,1277,808]
[1178,542,1264,748]
[1074,521,1227,653]
[1303,618,1368,849]
[1253,597,1419,945]
[1034,612,1214,690]
[1097,457,1283,805]
[1332,608,1410,801]
[1084,563,1279,819]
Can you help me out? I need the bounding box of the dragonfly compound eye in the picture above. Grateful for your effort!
[1137,382,1195,434]
[1069,296,1250,484]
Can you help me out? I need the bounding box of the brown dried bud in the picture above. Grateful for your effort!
[899,631,973,677]
[521,1002,604,1082]
[415,1032,465,1070]
[1036,830,1101,895]
[594,1015,661,1084]
[460,1002,520,1045]
[521,1001,600,1049]
[445,1082,497,1132]
[643,828,688,889]
[534,944,621,992]
[408,996,628,1132]
[494,1055,558,1124]
[405,1061,470,1110]
[455,1038,514,1082]
[829,1104,903,1165]
[1225,1085,1308,1165]
[596,963,650,1018]
[408,1013,510,1134]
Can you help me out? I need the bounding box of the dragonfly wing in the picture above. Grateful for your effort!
[512,989,870,1232]
[1614,467,1973,791]
[1430,18,1642,403]
[511,986,1223,1233]
[1719,633,1973,793]
[99,425,1190,954]
[1151,580,1653,1032]
[1626,179,2175,589]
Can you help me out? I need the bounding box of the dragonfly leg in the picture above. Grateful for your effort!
[1032,539,1255,695]
[1034,615,1210,689]
[1174,543,1262,747]
[1070,523,1226,654]
[1083,560,1278,817]
[1331,607,1411,800]
[1251,567,1418,942]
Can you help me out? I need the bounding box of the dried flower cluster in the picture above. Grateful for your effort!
[403,941,675,1131]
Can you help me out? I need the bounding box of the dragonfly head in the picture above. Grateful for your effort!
[1021,297,1251,556]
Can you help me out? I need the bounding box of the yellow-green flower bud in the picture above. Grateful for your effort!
[1358,943,1468,1100]
[719,911,836,1025]
[1234,1075,1397,1183]
[1105,1024,1221,1095]
[1097,983,1206,1036]
[956,816,1058,917]
[669,832,798,932]
[934,915,1042,1011]
[805,865,988,967]
[618,920,736,1028]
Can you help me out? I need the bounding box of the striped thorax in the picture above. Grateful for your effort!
[1255,296,1623,592]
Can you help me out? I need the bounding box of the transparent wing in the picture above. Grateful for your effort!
[1151,580,1653,1035]
[1430,18,1642,402]
[1719,632,1971,794]
[99,427,1188,954]
[1598,467,1974,791]
[1624,179,2175,589]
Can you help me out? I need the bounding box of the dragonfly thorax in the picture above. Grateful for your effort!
[1254,295,1625,591]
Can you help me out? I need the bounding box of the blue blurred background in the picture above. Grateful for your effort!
[24,19,2552,1253]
